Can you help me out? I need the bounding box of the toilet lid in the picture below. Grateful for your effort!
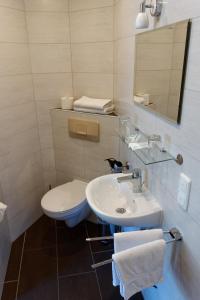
[41,180,88,213]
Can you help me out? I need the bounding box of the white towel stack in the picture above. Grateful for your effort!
[73,96,115,115]
[112,229,165,300]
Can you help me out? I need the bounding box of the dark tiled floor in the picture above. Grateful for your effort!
[2,215,144,300]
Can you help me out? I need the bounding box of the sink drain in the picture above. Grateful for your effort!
[116,208,126,214]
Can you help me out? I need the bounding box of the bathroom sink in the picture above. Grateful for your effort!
[86,174,163,227]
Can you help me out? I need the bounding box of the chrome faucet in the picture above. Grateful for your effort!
[117,168,143,193]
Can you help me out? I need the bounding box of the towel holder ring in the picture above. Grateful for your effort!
[86,227,182,269]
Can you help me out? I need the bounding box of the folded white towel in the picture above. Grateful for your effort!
[74,104,115,115]
[112,239,165,300]
[128,142,149,151]
[0,202,7,223]
[134,96,145,104]
[74,96,112,110]
[112,229,164,290]
[114,229,163,253]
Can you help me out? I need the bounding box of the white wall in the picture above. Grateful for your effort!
[70,0,114,100]
[0,0,44,241]
[24,0,115,190]
[0,0,115,295]
[51,109,119,183]
[114,0,200,299]
[24,0,73,191]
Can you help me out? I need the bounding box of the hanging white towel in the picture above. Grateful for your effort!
[112,239,165,300]
[112,229,163,288]
[114,229,163,253]
[0,202,7,223]
[73,96,112,110]
[74,105,115,115]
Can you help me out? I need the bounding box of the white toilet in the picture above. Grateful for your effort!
[41,179,90,227]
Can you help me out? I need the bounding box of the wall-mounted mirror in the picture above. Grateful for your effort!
[133,20,191,124]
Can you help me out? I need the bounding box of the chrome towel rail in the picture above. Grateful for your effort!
[86,228,182,269]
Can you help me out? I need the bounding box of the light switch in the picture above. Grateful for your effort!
[177,173,191,211]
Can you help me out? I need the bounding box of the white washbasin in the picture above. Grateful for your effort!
[86,174,163,227]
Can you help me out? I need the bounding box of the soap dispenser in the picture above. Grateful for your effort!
[105,158,129,173]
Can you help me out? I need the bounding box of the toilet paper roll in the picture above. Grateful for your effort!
[0,202,7,223]
[61,96,74,110]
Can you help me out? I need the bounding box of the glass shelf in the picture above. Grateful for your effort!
[118,118,178,166]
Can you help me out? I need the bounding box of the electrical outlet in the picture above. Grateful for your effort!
[177,173,191,211]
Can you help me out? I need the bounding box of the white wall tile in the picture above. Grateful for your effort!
[52,110,119,183]
[7,128,41,164]
[0,7,27,42]
[0,44,31,75]
[69,0,113,11]
[0,139,9,171]
[43,170,57,191]
[25,1,74,215]
[114,1,200,299]
[30,44,71,73]
[0,103,38,139]
[83,136,119,170]
[70,7,113,43]
[36,99,60,127]
[56,170,71,185]
[115,37,134,75]
[0,215,11,286]
[115,74,134,104]
[24,0,68,12]
[7,187,43,241]
[33,73,73,101]
[71,42,113,73]
[55,148,85,180]
[114,0,137,39]
[73,73,113,99]
[41,149,55,171]
[185,18,200,92]
[0,0,24,10]
[38,125,54,149]
[0,75,33,109]
[26,12,70,43]
[0,0,44,246]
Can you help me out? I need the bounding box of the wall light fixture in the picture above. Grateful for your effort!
[135,0,163,29]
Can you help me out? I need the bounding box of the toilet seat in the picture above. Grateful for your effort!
[41,180,88,215]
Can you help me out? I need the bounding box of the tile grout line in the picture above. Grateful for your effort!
[112,0,115,104]
[23,245,57,252]
[0,5,24,12]
[69,5,114,14]
[25,6,114,14]
[15,231,26,300]
[85,223,103,300]
[59,270,95,279]
[55,221,60,300]
[3,280,18,284]
[93,248,114,255]
[28,41,114,45]
[68,0,75,98]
